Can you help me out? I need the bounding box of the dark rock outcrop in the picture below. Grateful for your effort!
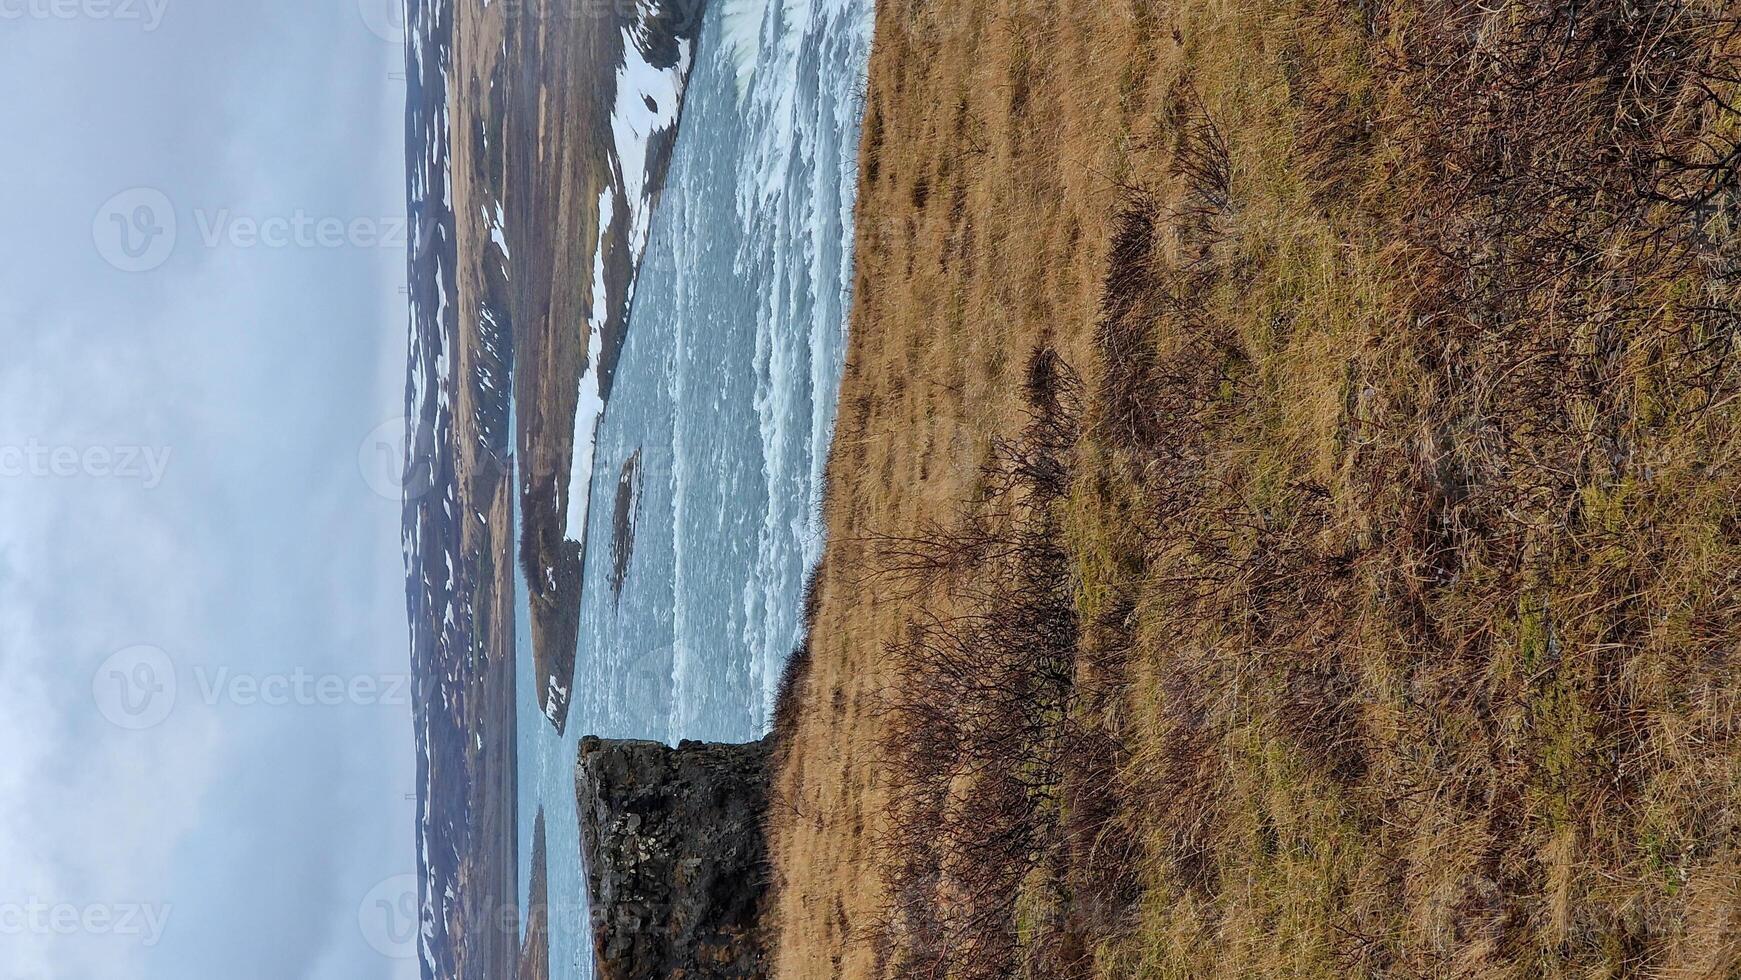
[577,736,773,980]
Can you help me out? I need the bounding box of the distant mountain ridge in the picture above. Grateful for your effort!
[401,0,709,976]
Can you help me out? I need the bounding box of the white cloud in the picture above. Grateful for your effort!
[0,2,416,977]
[0,374,221,979]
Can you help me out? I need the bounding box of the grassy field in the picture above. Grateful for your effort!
[769,0,1741,977]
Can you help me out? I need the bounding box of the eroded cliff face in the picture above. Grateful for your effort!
[576,736,773,980]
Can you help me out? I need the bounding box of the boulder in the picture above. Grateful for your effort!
[576,736,773,980]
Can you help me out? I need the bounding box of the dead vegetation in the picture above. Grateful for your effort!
[870,350,1094,979]
[772,1,1741,977]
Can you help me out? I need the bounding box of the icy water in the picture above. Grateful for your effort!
[514,0,874,976]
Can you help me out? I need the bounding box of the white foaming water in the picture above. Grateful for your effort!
[720,0,770,96]
[736,0,874,715]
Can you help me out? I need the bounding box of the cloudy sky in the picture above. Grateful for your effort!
[0,1,419,977]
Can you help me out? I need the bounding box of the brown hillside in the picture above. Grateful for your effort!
[771,1,1741,978]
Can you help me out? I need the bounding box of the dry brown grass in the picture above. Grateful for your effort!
[770,0,1741,977]
[766,2,1175,974]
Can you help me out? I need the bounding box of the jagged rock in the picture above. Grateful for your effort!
[577,736,773,980]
